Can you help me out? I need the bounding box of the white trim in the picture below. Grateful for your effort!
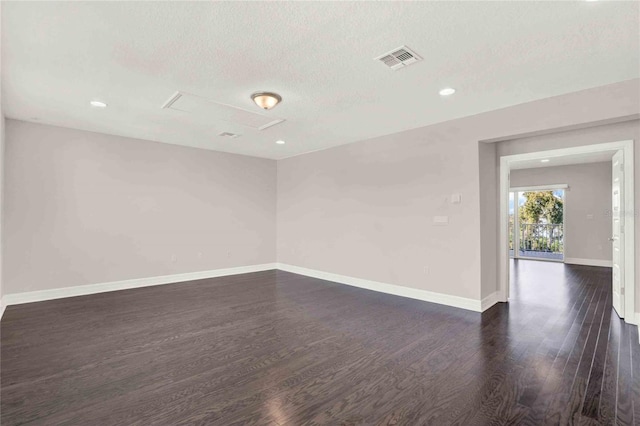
[277,263,488,313]
[2,263,277,306]
[510,184,569,191]
[564,258,613,268]
[513,191,520,260]
[2,262,496,315]
[499,140,635,325]
[621,143,635,325]
[0,299,5,321]
[481,292,501,311]
[516,256,563,263]
[499,155,510,303]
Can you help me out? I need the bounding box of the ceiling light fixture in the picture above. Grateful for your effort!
[90,100,107,108]
[541,159,550,163]
[439,87,456,96]
[276,140,285,145]
[251,92,282,110]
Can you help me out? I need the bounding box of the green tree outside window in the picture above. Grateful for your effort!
[519,191,563,254]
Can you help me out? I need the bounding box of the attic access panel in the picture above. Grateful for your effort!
[162,92,285,130]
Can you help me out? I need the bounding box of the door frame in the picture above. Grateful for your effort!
[498,140,636,325]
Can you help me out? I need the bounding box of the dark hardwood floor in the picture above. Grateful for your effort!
[1,260,638,425]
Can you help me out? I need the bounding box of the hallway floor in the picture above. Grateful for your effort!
[505,259,638,425]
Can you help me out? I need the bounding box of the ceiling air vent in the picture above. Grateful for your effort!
[375,46,422,70]
[218,131,240,139]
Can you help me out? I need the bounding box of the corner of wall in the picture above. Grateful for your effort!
[0,115,4,304]
[478,141,499,299]
[1,0,5,308]
[1,114,5,308]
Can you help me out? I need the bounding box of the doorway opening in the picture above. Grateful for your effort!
[499,140,636,325]
[509,187,565,262]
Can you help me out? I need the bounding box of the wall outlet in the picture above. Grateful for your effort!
[171,254,177,262]
[433,216,449,226]
[424,266,430,275]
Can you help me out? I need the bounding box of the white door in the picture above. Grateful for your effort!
[612,150,625,318]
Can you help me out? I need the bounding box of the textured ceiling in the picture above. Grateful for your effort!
[2,1,639,159]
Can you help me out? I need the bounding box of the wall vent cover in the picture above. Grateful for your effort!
[374,46,422,70]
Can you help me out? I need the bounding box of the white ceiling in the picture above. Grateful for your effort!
[510,151,616,170]
[2,1,639,160]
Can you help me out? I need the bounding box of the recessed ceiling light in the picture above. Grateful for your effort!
[541,159,550,163]
[439,87,456,96]
[276,140,285,145]
[90,100,107,108]
[251,92,282,110]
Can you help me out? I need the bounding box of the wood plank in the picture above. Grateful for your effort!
[617,317,634,425]
[598,314,621,424]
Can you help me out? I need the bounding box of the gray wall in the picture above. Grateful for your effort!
[278,79,640,301]
[478,142,498,300]
[510,162,612,263]
[1,79,638,306]
[277,124,483,299]
[2,120,277,294]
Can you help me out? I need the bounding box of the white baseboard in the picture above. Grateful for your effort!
[481,292,501,311]
[2,263,277,306]
[564,258,613,268]
[0,298,5,321]
[277,263,487,313]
